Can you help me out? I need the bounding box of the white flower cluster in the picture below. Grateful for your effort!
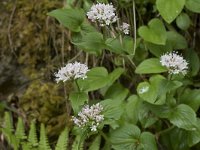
[160,52,188,75]
[55,62,89,83]
[119,22,130,34]
[72,103,104,132]
[87,3,118,26]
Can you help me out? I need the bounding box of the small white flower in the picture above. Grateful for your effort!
[160,52,188,75]
[87,3,118,26]
[138,86,149,94]
[55,62,89,83]
[119,22,130,34]
[72,103,104,132]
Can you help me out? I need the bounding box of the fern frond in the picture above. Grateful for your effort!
[28,120,38,147]
[4,112,14,133]
[1,112,19,150]
[55,127,69,150]
[22,142,31,150]
[88,135,101,150]
[15,117,27,140]
[39,124,51,150]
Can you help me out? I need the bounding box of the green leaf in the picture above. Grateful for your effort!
[105,38,124,54]
[55,127,69,150]
[69,91,88,114]
[138,106,158,128]
[187,119,200,146]
[168,104,197,131]
[4,112,14,133]
[15,117,26,140]
[77,67,108,92]
[125,95,141,124]
[137,75,166,105]
[123,36,134,55]
[138,132,158,150]
[89,135,101,150]
[28,120,38,147]
[110,124,157,150]
[80,22,97,33]
[107,68,124,85]
[138,18,167,45]
[137,75,182,105]
[39,124,51,150]
[104,83,129,103]
[72,134,84,150]
[146,31,187,57]
[48,8,84,32]
[146,103,198,131]
[146,41,172,57]
[73,32,105,55]
[160,127,189,150]
[110,124,141,150]
[176,13,191,30]
[156,0,185,23]
[166,31,187,49]
[186,49,200,76]
[100,99,124,123]
[185,0,200,13]
[77,67,124,92]
[135,58,167,74]
[179,88,200,112]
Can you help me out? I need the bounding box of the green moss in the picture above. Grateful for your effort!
[19,81,71,137]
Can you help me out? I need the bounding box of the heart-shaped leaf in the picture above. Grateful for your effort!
[138,18,167,45]
[137,75,182,105]
[73,32,105,55]
[135,58,167,74]
[156,0,185,23]
[69,92,88,114]
[110,124,157,150]
[168,104,197,130]
[48,8,85,32]
[185,0,200,13]
[77,67,124,92]
[176,13,191,30]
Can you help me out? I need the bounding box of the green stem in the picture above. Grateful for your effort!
[156,125,175,137]
[75,79,80,92]
[99,130,110,144]
[132,0,137,56]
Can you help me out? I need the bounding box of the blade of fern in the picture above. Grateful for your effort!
[1,128,19,150]
[2,112,19,150]
[4,112,14,133]
[55,127,69,150]
[88,135,101,150]
[39,124,51,150]
[28,120,38,147]
[22,142,31,150]
[15,117,27,140]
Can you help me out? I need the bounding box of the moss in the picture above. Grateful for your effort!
[19,80,71,137]
[0,0,76,137]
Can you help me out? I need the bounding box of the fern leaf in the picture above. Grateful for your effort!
[15,117,27,140]
[55,127,69,150]
[4,112,14,133]
[28,120,38,147]
[1,112,19,150]
[22,142,31,150]
[88,135,101,150]
[39,124,51,150]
